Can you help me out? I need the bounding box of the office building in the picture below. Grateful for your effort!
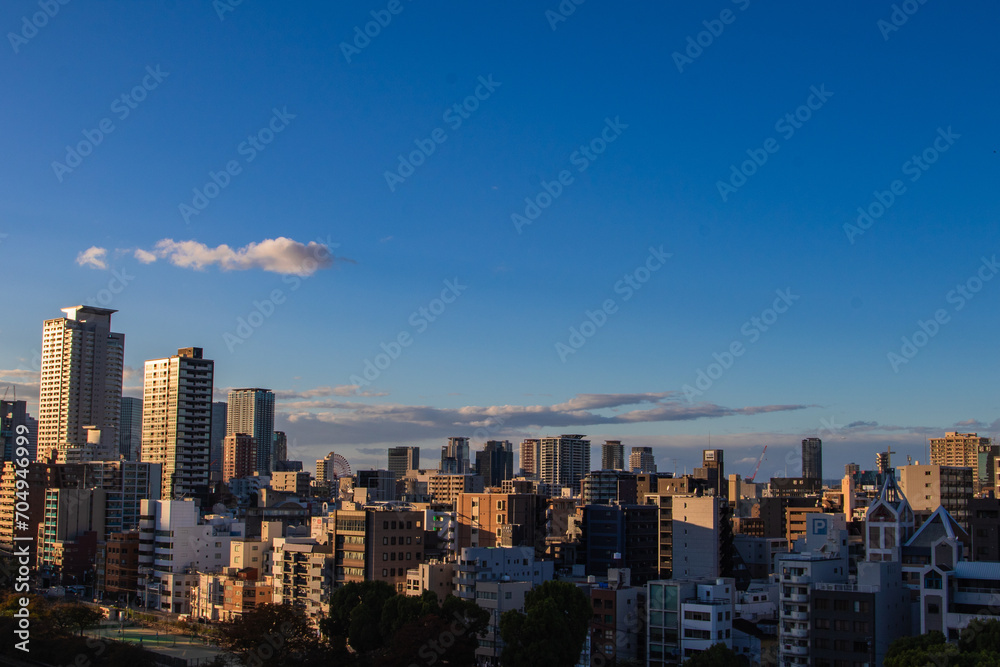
[539,434,590,493]
[119,397,142,460]
[647,577,736,666]
[440,436,470,474]
[210,402,227,481]
[519,438,540,478]
[694,449,725,498]
[223,434,257,484]
[581,470,638,505]
[355,469,397,503]
[930,431,998,494]
[83,459,162,535]
[388,446,419,480]
[456,491,545,550]
[38,487,106,582]
[898,464,973,530]
[629,446,656,473]
[140,347,214,499]
[801,438,822,482]
[37,306,124,463]
[476,440,514,487]
[227,388,275,475]
[271,431,287,470]
[602,440,625,471]
[581,503,657,584]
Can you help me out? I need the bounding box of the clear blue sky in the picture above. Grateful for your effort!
[1,1,998,478]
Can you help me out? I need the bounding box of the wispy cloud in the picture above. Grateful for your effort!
[132,237,352,276]
[76,246,108,270]
[279,393,815,445]
[274,385,389,399]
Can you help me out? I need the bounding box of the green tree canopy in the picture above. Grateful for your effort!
[499,580,591,667]
[216,602,347,666]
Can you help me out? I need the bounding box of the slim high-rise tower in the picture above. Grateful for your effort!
[440,436,470,474]
[802,438,823,482]
[37,306,124,463]
[272,431,287,470]
[140,347,214,499]
[227,389,275,475]
[601,440,625,471]
[519,439,540,478]
[119,397,143,460]
[210,402,227,481]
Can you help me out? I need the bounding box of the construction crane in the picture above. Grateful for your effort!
[747,445,767,482]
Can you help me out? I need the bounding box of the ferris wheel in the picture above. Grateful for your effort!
[329,453,351,478]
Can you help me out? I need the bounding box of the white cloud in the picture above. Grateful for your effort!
[132,237,350,276]
[76,246,108,270]
[134,249,157,264]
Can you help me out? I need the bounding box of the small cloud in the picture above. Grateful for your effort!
[132,237,351,276]
[379,236,394,243]
[76,246,108,270]
[134,249,157,264]
[845,421,879,429]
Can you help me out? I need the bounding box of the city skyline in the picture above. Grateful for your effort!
[1,3,998,480]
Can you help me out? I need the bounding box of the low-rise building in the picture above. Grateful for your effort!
[404,562,456,602]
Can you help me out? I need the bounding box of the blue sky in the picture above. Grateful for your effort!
[1,1,998,478]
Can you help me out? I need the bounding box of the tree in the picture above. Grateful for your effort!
[960,618,1000,654]
[499,580,590,667]
[216,602,346,666]
[324,580,397,652]
[682,642,747,666]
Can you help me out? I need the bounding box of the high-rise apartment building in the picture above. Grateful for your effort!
[227,389,275,475]
[801,438,822,482]
[440,436,470,474]
[119,397,142,460]
[476,440,514,487]
[388,446,419,480]
[223,434,257,484]
[210,402,227,481]
[930,432,998,493]
[629,446,656,473]
[141,347,214,499]
[601,440,625,471]
[519,438,540,478]
[37,306,124,463]
[539,434,591,493]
